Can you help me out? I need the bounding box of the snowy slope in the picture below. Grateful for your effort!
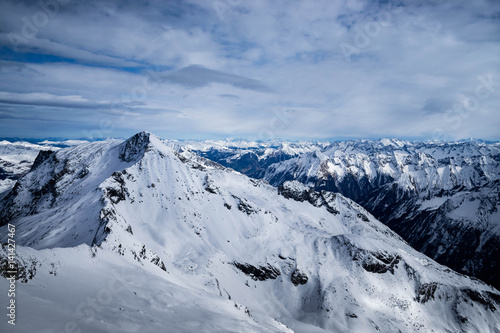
[195,139,500,289]
[0,139,88,196]
[1,245,290,333]
[261,139,500,289]
[0,141,55,195]
[1,132,500,332]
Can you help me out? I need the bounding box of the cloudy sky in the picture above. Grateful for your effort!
[0,0,499,140]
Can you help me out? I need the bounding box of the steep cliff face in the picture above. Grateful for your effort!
[1,133,499,332]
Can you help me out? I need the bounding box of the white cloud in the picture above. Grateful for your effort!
[0,91,109,108]
[0,0,499,140]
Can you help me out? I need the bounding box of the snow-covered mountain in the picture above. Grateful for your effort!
[0,141,55,196]
[193,139,500,290]
[189,140,324,179]
[0,139,92,196]
[1,132,499,332]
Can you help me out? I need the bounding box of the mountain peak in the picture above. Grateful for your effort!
[2,135,500,332]
[119,131,162,162]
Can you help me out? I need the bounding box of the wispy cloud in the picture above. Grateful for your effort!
[0,0,499,140]
[0,92,110,109]
[164,65,272,92]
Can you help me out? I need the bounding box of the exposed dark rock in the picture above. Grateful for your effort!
[119,131,151,162]
[92,207,115,246]
[105,171,128,204]
[357,213,369,222]
[362,251,401,274]
[77,168,89,179]
[0,247,38,283]
[151,255,167,272]
[232,196,258,215]
[461,288,499,312]
[231,262,281,281]
[29,159,72,211]
[204,176,218,194]
[278,181,339,215]
[106,188,125,204]
[291,269,308,286]
[125,225,133,234]
[486,291,500,305]
[139,245,148,260]
[278,182,314,202]
[415,283,439,303]
[30,150,56,172]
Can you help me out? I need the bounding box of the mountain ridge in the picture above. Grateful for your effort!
[191,138,500,289]
[1,132,500,332]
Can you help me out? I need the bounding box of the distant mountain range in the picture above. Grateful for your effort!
[1,132,499,332]
[192,138,500,290]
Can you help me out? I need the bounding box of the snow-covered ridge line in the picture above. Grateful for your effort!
[190,137,500,291]
[1,131,500,332]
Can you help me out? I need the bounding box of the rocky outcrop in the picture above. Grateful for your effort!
[231,262,281,281]
[119,131,151,162]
